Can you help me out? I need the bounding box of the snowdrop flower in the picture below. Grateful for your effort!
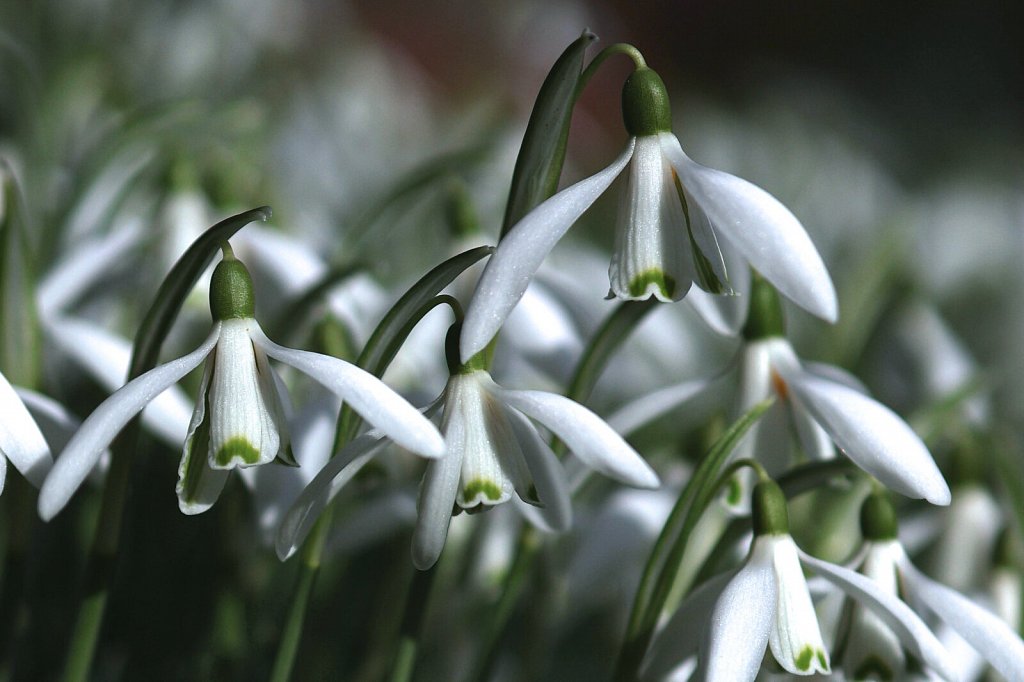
[460,65,836,363]
[38,249,444,520]
[276,324,659,569]
[0,371,53,493]
[807,492,1024,682]
[645,482,957,682]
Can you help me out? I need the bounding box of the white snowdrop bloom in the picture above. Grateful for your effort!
[645,483,956,682]
[804,492,1024,682]
[38,252,444,520]
[460,66,836,363]
[276,329,659,569]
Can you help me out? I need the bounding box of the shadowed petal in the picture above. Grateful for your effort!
[503,404,572,531]
[663,135,837,323]
[38,326,220,521]
[460,140,636,363]
[799,547,956,681]
[901,558,1024,681]
[412,395,466,570]
[249,324,444,459]
[275,433,390,560]
[0,374,51,488]
[784,372,950,505]
[490,379,658,489]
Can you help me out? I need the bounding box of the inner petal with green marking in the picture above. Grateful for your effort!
[214,436,262,467]
[629,269,676,300]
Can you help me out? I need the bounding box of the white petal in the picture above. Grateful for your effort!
[460,140,636,363]
[0,452,6,494]
[643,571,735,681]
[731,339,776,463]
[38,326,219,521]
[766,536,830,675]
[607,378,713,439]
[784,372,950,505]
[207,319,279,469]
[686,248,750,336]
[503,404,572,531]
[249,324,444,459]
[901,558,1024,682]
[0,374,51,488]
[275,433,390,560]
[702,542,776,682]
[609,135,695,302]
[411,394,466,570]
[664,134,837,322]
[16,388,81,454]
[799,547,957,681]
[490,379,658,489]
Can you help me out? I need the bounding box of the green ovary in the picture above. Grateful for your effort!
[628,270,676,299]
[214,437,261,467]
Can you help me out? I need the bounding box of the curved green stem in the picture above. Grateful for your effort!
[577,43,647,95]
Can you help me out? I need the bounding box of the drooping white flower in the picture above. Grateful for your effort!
[276,350,659,569]
[38,251,444,520]
[644,483,956,682]
[460,66,836,362]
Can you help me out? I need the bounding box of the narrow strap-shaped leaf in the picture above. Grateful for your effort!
[0,163,41,387]
[128,206,271,379]
[500,30,596,238]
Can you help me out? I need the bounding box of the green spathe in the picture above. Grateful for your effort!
[621,67,672,137]
[214,436,262,467]
[751,479,789,536]
[210,256,256,320]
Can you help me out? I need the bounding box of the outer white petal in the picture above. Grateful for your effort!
[686,247,750,336]
[460,140,636,363]
[701,540,777,682]
[798,547,957,681]
[412,393,466,570]
[732,339,776,463]
[0,374,52,488]
[177,359,229,515]
[0,452,6,494]
[16,388,81,454]
[663,136,837,323]
[643,570,735,681]
[249,324,444,459]
[489,379,658,489]
[38,326,220,521]
[783,372,950,505]
[502,404,572,532]
[766,536,830,675]
[275,433,390,560]
[900,557,1024,682]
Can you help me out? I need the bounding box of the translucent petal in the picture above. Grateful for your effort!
[502,403,571,531]
[38,326,219,521]
[176,358,229,515]
[901,557,1024,681]
[460,140,636,363]
[783,371,950,505]
[275,433,390,560]
[250,323,444,459]
[664,135,838,323]
[491,378,658,489]
[799,545,957,681]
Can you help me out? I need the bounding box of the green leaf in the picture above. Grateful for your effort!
[128,206,270,380]
[500,30,596,238]
[0,162,41,388]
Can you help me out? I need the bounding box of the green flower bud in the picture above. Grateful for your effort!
[446,321,489,375]
[209,255,256,321]
[622,67,672,137]
[742,272,785,340]
[860,491,899,541]
[752,479,790,536]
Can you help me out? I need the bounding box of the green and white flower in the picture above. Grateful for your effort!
[38,251,444,519]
